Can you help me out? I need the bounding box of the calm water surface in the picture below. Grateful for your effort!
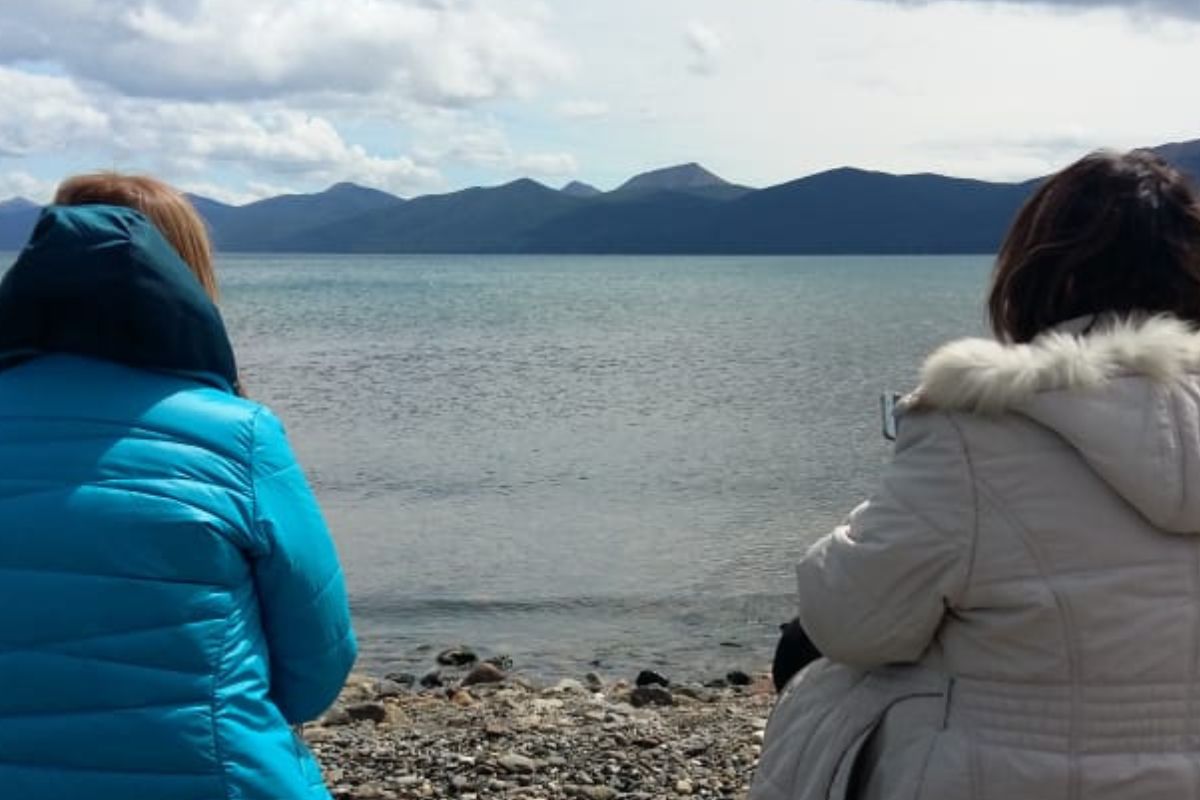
[4,252,992,678]
[217,254,991,679]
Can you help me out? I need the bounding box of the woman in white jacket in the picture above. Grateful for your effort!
[752,149,1200,800]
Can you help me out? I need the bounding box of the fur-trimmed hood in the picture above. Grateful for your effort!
[916,315,1200,532]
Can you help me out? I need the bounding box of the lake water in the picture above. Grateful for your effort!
[0,251,993,679]
[215,254,993,680]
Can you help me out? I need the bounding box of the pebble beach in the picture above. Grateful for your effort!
[305,651,774,800]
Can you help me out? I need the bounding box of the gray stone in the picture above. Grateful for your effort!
[319,705,352,726]
[629,686,673,708]
[726,670,752,687]
[635,670,669,688]
[436,646,478,666]
[461,662,507,686]
[345,702,388,724]
[497,752,538,773]
[374,678,409,698]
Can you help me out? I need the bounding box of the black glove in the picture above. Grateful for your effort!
[772,617,822,692]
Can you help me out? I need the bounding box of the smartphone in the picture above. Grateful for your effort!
[880,392,902,441]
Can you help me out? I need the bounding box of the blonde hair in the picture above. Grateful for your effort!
[53,172,219,301]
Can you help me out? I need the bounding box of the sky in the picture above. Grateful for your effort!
[1,0,1198,204]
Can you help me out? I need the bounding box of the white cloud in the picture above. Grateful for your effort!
[0,69,109,156]
[908,132,1104,181]
[3,0,1200,201]
[0,67,442,196]
[414,124,577,178]
[684,21,722,76]
[541,0,1200,188]
[128,103,442,195]
[873,0,1200,19]
[421,128,512,169]
[149,106,442,195]
[0,171,55,203]
[557,100,609,120]
[514,152,578,177]
[0,0,569,106]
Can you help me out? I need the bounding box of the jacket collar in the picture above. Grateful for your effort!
[0,204,239,393]
[915,314,1200,414]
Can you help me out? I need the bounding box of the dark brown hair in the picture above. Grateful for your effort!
[54,172,219,301]
[988,149,1200,342]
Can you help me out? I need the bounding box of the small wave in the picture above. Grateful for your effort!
[350,590,790,621]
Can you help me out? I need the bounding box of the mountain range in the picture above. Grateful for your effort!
[2,142,1198,255]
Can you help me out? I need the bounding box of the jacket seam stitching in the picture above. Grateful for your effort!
[975,478,1083,800]
[909,719,940,800]
[247,406,268,557]
[967,726,981,800]
[1169,386,1186,521]
[211,602,234,800]
[942,413,980,604]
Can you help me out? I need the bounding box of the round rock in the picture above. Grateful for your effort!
[726,670,753,687]
[635,670,670,688]
[462,662,506,686]
[344,701,388,724]
[497,752,538,773]
[629,686,674,708]
[436,646,478,666]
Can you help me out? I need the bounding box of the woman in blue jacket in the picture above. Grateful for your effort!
[0,173,357,799]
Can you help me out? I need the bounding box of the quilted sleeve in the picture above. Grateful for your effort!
[250,408,357,723]
[795,411,975,667]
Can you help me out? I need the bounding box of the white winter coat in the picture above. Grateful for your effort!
[753,315,1200,800]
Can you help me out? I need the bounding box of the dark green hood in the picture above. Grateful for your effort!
[0,204,239,392]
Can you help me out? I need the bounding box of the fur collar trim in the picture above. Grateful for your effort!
[916,315,1200,414]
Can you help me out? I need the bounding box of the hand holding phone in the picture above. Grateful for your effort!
[881,392,902,441]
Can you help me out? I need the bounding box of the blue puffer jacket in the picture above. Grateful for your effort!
[0,205,357,799]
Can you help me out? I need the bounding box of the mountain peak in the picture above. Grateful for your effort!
[561,180,602,198]
[320,182,403,202]
[0,197,38,214]
[616,162,730,193]
[497,177,553,193]
[324,181,374,193]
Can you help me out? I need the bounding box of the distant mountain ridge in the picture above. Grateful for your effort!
[0,198,37,213]
[613,162,752,200]
[2,139,1199,254]
[185,182,402,251]
[560,180,601,198]
[283,178,586,253]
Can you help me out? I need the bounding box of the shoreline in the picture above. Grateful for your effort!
[306,655,773,800]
